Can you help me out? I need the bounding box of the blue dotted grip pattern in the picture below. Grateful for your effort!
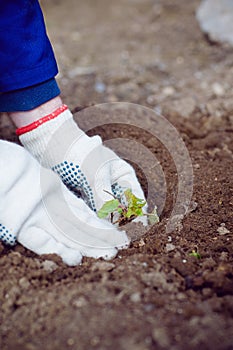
[52,161,125,210]
[0,224,17,246]
[52,161,97,211]
[111,183,125,202]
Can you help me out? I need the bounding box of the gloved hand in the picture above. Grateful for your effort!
[17,105,147,218]
[0,140,129,266]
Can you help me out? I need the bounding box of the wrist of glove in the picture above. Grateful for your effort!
[17,105,147,220]
[0,141,129,266]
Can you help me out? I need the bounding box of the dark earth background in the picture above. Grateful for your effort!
[0,0,233,349]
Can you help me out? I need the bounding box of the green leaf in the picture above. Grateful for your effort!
[189,250,201,259]
[125,207,142,218]
[97,199,120,219]
[125,189,146,208]
[124,189,146,218]
[117,207,123,215]
[148,206,160,225]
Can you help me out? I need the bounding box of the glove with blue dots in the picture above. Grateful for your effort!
[18,105,147,220]
[0,140,129,265]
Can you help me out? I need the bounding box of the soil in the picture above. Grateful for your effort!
[0,0,233,349]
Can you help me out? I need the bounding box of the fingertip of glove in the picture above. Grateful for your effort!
[60,249,83,266]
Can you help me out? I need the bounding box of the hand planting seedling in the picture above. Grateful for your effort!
[97,188,159,226]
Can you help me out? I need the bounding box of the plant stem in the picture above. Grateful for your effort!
[103,189,118,200]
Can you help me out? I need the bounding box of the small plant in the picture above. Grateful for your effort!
[189,248,201,259]
[97,188,159,226]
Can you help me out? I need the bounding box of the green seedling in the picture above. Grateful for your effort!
[189,249,201,259]
[97,188,159,226]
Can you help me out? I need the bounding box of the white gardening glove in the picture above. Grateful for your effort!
[17,105,147,221]
[0,140,129,266]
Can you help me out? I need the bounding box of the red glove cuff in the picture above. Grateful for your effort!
[16,104,68,136]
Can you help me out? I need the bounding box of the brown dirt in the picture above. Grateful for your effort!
[0,0,233,349]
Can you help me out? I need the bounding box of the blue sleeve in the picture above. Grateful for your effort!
[0,0,59,93]
[0,78,60,112]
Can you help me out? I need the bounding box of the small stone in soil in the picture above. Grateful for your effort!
[91,261,115,272]
[42,260,58,272]
[217,223,230,235]
[130,292,141,303]
[18,277,30,289]
[152,327,170,348]
[165,243,176,252]
[212,82,225,96]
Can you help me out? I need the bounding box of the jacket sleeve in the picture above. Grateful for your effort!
[0,0,59,93]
